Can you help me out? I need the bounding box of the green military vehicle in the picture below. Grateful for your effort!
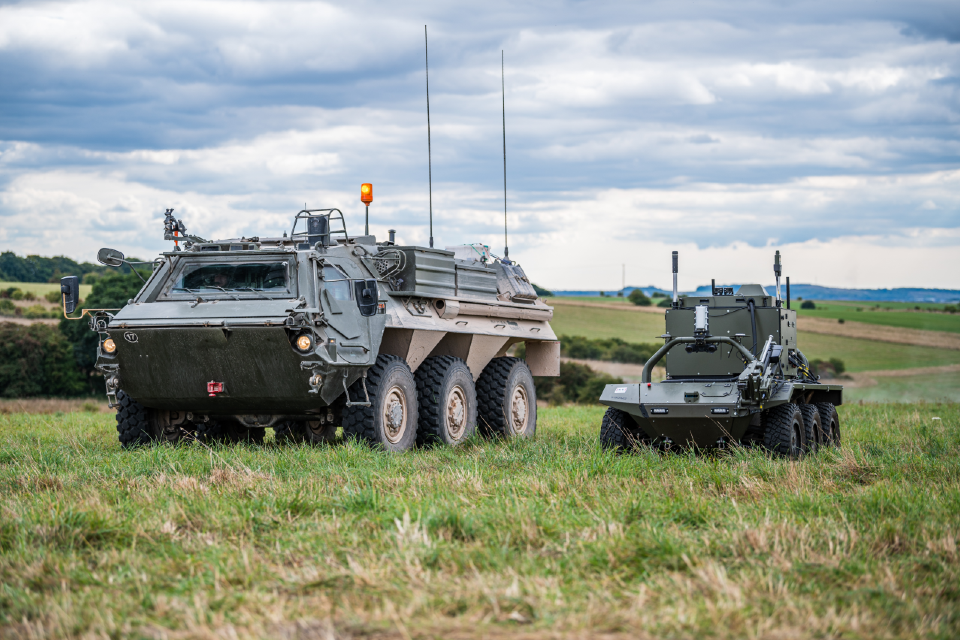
[598,251,841,456]
[60,205,559,451]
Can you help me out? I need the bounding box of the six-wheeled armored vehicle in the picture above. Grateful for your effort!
[60,205,559,450]
[599,251,842,456]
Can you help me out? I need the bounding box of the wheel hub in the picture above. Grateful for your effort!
[383,385,407,443]
[510,385,528,434]
[446,385,466,439]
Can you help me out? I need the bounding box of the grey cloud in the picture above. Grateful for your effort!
[0,0,958,271]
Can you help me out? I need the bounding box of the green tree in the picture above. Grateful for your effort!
[0,323,87,397]
[801,300,816,310]
[532,283,553,297]
[59,270,146,392]
[628,289,651,306]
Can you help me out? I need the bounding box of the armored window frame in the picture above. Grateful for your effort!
[157,255,297,301]
[320,264,353,301]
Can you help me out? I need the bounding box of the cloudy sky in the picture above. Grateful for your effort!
[1,0,958,291]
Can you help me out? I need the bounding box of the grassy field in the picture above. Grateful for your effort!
[550,302,665,343]
[550,302,960,373]
[1,405,958,639]
[844,371,960,404]
[801,302,960,334]
[0,281,93,299]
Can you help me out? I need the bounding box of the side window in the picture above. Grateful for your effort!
[322,265,352,301]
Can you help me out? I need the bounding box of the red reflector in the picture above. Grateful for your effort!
[207,381,224,396]
[647,383,652,387]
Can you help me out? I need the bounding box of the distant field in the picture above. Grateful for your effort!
[0,281,93,299]
[844,371,960,404]
[0,404,956,639]
[550,302,665,343]
[822,300,956,311]
[550,301,960,373]
[801,301,960,334]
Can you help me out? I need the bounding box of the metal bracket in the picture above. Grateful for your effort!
[343,371,371,407]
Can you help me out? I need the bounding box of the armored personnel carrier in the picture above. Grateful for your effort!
[60,202,559,451]
[598,251,841,456]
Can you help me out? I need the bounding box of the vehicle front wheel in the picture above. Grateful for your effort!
[476,357,537,438]
[600,407,649,452]
[115,390,161,448]
[343,355,419,452]
[761,402,806,457]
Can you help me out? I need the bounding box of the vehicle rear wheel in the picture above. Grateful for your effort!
[343,354,419,452]
[115,390,162,448]
[476,357,537,439]
[798,404,822,453]
[600,407,649,452]
[415,356,477,446]
[815,402,841,447]
[761,402,805,457]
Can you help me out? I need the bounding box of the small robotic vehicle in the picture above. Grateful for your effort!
[60,190,559,451]
[599,251,841,456]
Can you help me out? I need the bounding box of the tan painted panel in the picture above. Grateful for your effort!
[379,327,446,372]
[465,335,510,380]
[525,340,560,377]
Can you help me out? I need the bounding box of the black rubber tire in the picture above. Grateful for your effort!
[275,420,336,445]
[761,402,806,457]
[231,426,265,445]
[115,390,161,448]
[415,356,478,446]
[476,357,537,438]
[599,407,650,452]
[815,402,841,447]
[343,354,419,451]
[274,420,306,444]
[194,419,234,444]
[798,403,822,453]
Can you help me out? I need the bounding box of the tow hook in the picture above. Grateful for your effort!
[105,375,120,407]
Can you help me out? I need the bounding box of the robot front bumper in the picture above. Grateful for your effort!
[600,381,754,447]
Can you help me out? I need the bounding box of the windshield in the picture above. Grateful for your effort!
[169,261,291,295]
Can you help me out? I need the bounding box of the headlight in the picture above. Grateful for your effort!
[102,338,117,354]
[296,334,313,352]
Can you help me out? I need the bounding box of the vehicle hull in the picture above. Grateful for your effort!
[600,380,843,447]
[109,326,343,413]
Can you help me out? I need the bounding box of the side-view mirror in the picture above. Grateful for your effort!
[97,247,125,267]
[354,278,379,317]
[60,276,80,314]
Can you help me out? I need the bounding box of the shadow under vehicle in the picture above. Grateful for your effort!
[598,251,842,457]
[60,203,559,451]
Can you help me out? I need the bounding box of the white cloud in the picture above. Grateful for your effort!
[0,0,958,291]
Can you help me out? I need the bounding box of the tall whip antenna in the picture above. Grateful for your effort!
[425,25,434,248]
[501,50,508,261]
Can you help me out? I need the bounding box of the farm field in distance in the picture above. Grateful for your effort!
[801,300,960,334]
[0,281,94,299]
[549,299,960,374]
[1,404,958,639]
